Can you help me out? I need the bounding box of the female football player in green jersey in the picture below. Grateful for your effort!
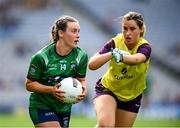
[88,11,151,127]
[25,15,88,128]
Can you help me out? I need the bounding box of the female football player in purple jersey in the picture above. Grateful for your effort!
[25,15,88,128]
[88,11,151,127]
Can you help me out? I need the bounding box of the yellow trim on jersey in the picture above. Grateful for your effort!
[101,34,150,101]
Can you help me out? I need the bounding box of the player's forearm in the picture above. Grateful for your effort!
[122,53,146,65]
[76,77,86,93]
[25,79,53,94]
[80,80,86,94]
[88,52,112,70]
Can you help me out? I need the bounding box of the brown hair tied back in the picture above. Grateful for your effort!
[51,15,78,43]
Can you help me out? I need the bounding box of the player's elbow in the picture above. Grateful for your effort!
[88,62,98,70]
[25,79,32,92]
[25,82,30,92]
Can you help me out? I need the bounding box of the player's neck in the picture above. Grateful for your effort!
[125,42,138,50]
[56,41,72,56]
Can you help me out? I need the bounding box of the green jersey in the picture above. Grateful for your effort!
[27,42,88,113]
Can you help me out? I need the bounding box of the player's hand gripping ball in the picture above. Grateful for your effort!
[58,77,82,104]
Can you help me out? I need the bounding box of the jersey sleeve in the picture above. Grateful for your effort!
[98,39,115,54]
[137,44,152,61]
[75,53,88,78]
[27,54,45,81]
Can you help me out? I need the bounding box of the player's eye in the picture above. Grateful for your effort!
[72,29,80,34]
[123,27,128,32]
[130,27,136,31]
[72,30,76,33]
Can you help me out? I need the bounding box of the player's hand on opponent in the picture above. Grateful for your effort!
[75,85,86,104]
[111,48,130,63]
[53,83,65,103]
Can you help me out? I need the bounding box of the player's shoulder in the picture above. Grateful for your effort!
[139,42,152,50]
[35,42,53,54]
[32,43,54,60]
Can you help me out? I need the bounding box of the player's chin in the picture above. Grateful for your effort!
[71,43,78,48]
[125,39,132,44]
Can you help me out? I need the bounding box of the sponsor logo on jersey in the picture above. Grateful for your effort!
[48,76,64,83]
[48,64,57,67]
[115,74,133,80]
[59,60,67,63]
[48,67,57,70]
[121,68,127,75]
[48,64,58,70]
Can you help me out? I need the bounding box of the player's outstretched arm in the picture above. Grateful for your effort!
[88,52,112,70]
[122,53,146,65]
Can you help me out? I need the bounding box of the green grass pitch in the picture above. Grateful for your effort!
[0,114,179,127]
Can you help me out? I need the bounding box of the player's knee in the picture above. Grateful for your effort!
[97,117,115,127]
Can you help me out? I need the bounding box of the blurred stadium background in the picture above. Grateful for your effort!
[0,0,180,127]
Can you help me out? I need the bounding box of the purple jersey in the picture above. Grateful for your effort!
[98,39,151,60]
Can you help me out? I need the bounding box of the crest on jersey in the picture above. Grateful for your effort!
[30,64,37,75]
[31,67,36,73]
[70,61,76,70]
